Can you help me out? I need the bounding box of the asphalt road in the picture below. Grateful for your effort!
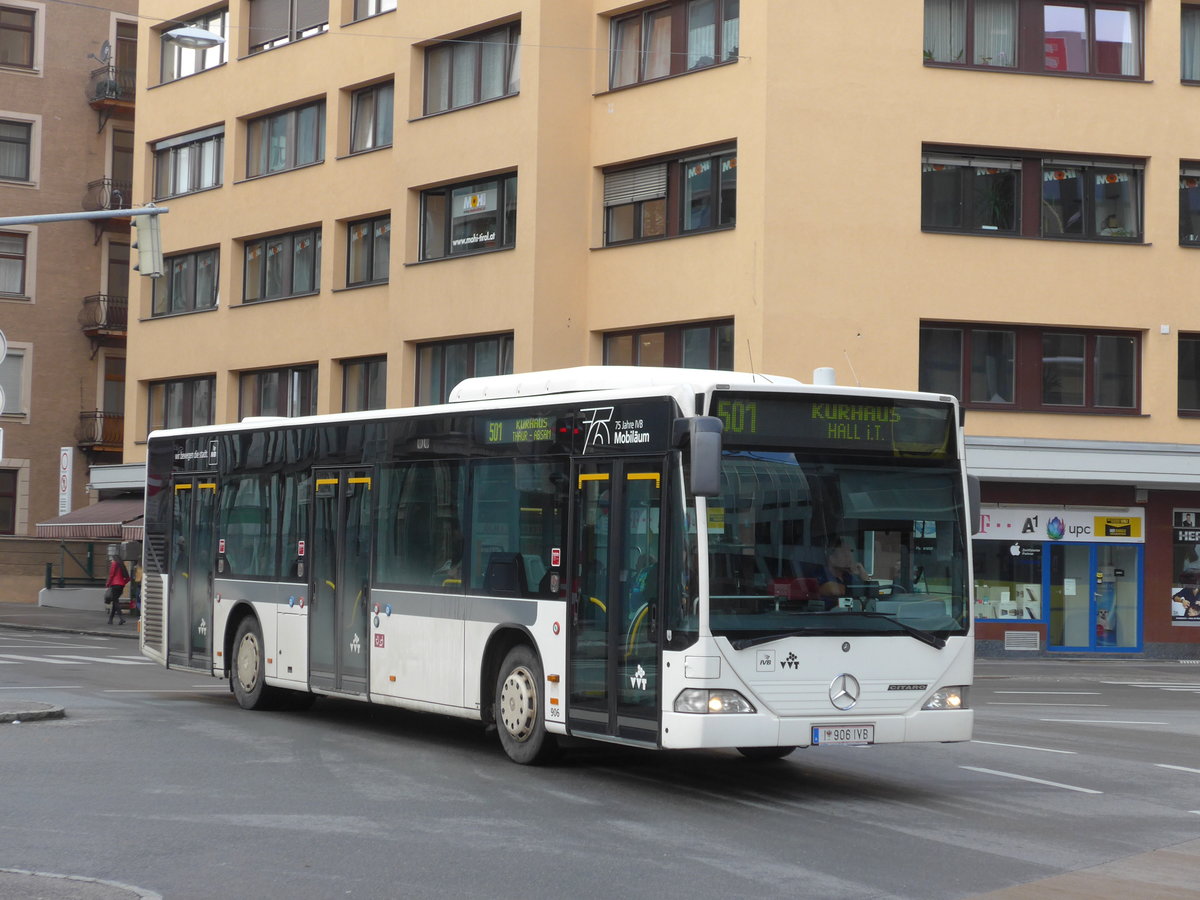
[1,628,1198,899]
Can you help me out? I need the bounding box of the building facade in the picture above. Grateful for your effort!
[0,0,137,601]
[126,1,1200,657]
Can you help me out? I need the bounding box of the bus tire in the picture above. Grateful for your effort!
[231,616,277,710]
[736,746,796,761]
[495,645,557,765]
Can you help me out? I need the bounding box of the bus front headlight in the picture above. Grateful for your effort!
[922,686,968,710]
[674,689,756,714]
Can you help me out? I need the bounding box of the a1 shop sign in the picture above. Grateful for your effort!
[976,506,1144,543]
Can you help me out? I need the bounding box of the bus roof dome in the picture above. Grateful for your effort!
[448,366,802,403]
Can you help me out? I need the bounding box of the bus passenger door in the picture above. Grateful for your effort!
[568,459,663,744]
[167,476,217,670]
[309,469,374,695]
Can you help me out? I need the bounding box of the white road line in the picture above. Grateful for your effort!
[992,691,1102,695]
[971,740,1077,754]
[1156,764,1200,775]
[987,702,1108,707]
[0,654,78,665]
[103,688,228,693]
[1101,681,1200,687]
[961,766,1102,794]
[1036,724,1166,729]
[1192,811,1200,816]
[50,655,151,666]
[0,685,83,690]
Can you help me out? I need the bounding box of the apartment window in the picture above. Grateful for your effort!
[353,0,395,21]
[924,1,1141,77]
[417,334,513,405]
[0,346,25,414]
[148,376,214,431]
[0,5,35,69]
[160,9,227,82]
[610,0,739,88]
[248,0,328,53]
[350,82,393,152]
[0,119,31,181]
[154,127,223,199]
[153,249,219,316]
[343,356,386,411]
[240,365,317,417]
[244,228,321,301]
[1182,166,1200,244]
[0,230,26,296]
[347,215,389,286]
[424,22,520,115]
[1185,7,1200,81]
[919,323,1138,412]
[604,320,733,369]
[1179,335,1200,414]
[246,101,324,177]
[0,468,15,534]
[604,147,736,245]
[421,174,517,260]
[922,148,1142,241]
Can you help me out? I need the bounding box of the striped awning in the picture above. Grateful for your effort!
[36,497,144,540]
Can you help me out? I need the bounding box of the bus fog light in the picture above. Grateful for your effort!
[922,686,968,710]
[674,689,756,714]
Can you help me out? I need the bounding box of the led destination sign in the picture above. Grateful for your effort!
[713,393,955,457]
[481,415,557,445]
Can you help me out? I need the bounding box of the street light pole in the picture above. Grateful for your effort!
[0,206,168,226]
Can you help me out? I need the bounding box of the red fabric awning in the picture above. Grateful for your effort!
[36,497,144,540]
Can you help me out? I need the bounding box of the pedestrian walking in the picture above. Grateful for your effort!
[105,550,130,625]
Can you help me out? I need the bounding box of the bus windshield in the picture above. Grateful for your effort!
[706,450,969,645]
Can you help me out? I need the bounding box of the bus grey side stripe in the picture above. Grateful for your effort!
[372,590,538,626]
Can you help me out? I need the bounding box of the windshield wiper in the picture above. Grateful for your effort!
[726,615,946,651]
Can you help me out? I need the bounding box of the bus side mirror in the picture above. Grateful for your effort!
[967,474,982,534]
[680,416,723,497]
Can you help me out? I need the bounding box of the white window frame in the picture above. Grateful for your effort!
[0,0,45,74]
[0,224,34,300]
[0,109,39,185]
[0,340,32,421]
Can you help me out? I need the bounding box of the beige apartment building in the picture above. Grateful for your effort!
[0,0,140,601]
[125,0,1200,658]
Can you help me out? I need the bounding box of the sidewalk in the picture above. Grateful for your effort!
[0,602,139,640]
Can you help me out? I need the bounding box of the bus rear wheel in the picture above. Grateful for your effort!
[494,645,557,765]
[736,746,796,761]
[231,616,278,710]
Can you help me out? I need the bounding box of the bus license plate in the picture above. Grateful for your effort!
[812,725,874,746]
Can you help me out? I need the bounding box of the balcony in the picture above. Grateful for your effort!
[77,411,124,454]
[83,178,132,213]
[87,65,135,130]
[80,293,127,336]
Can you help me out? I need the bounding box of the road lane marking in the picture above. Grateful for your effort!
[1036,724,1166,729]
[971,740,1076,754]
[1156,764,1200,775]
[1101,681,1200,687]
[961,766,1102,794]
[50,655,151,666]
[993,691,1102,695]
[0,685,83,689]
[103,688,228,693]
[0,654,79,664]
[987,702,1109,707]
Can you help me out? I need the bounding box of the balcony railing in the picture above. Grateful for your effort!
[77,411,124,452]
[87,65,136,104]
[79,294,128,336]
[83,178,133,212]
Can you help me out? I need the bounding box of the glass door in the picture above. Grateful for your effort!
[568,459,662,743]
[309,468,374,695]
[1049,543,1141,650]
[167,476,217,669]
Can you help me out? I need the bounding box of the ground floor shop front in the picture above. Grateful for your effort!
[967,437,1200,659]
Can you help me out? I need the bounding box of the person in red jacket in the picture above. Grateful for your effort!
[105,551,130,625]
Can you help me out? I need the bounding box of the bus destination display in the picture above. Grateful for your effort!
[481,415,556,445]
[713,393,953,457]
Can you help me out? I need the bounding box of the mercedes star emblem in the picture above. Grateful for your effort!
[829,673,861,710]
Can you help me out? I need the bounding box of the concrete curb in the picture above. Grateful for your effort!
[0,700,65,723]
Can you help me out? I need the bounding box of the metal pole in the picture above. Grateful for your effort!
[0,206,169,226]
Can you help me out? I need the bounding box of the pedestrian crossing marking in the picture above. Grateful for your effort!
[0,653,152,666]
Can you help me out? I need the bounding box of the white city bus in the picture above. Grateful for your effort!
[140,366,977,764]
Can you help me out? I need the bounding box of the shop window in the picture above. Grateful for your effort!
[920,323,1139,413]
[924,1,1142,78]
[424,21,520,115]
[604,320,733,369]
[610,0,739,88]
[416,333,513,405]
[147,376,214,431]
[1172,509,1200,622]
[973,540,1043,620]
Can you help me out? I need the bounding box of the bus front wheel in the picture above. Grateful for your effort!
[231,616,278,710]
[494,645,557,765]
